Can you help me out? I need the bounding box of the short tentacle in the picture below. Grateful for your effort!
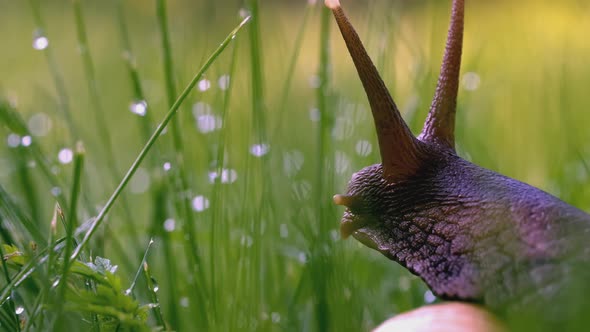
[419,0,465,150]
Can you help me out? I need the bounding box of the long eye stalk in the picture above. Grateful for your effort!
[326,0,424,181]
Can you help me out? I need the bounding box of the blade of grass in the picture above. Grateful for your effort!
[53,142,85,328]
[126,238,155,296]
[270,1,315,141]
[209,36,240,328]
[0,99,68,217]
[68,12,251,266]
[155,0,213,327]
[0,244,20,331]
[143,261,167,329]
[71,0,142,256]
[28,0,79,142]
[311,5,335,332]
[0,184,44,246]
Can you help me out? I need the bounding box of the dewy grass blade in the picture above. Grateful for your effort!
[27,0,79,142]
[126,237,155,296]
[72,0,142,255]
[69,15,252,262]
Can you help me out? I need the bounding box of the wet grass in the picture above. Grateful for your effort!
[1,0,590,331]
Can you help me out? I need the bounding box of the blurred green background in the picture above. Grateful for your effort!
[1,0,589,330]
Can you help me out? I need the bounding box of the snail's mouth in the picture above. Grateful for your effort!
[339,211,379,249]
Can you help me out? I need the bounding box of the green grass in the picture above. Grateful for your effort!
[1,0,590,331]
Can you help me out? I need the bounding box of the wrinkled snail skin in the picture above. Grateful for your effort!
[326,0,590,321]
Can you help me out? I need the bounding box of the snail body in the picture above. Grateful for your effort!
[327,0,590,323]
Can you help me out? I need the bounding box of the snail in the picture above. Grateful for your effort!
[327,0,590,325]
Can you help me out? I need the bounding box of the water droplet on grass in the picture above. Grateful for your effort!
[462,72,481,91]
[125,289,132,296]
[208,169,238,184]
[163,218,176,232]
[271,312,281,323]
[335,151,350,174]
[239,8,251,18]
[298,252,307,264]
[130,168,150,194]
[50,187,61,197]
[355,140,372,157]
[192,195,210,212]
[292,181,311,201]
[218,74,230,90]
[15,306,24,315]
[309,107,320,122]
[280,224,288,238]
[250,143,269,157]
[7,134,20,148]
[32,30,49,50]
[21,136,32,147]
[163,162,172,172]
[309,75,320,88]
[283,150,304,177]
[28,113,52,136]
[241,235,253,248]
[58,148,73,164]
[129,100,147,116]
[198,79,211,91]
[180,297,189,307]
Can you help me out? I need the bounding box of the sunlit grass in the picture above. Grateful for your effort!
[1,0,589,331]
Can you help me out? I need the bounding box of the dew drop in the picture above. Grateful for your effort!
[58,148,74,164]
[309,107,320,122]
[250,143,270,157]
[330,229,339,241]
[217,167,233,183]
[423,290,437,304]
[180,296,190,307]
[309,75,320,89]
[150,277,160,293]
[196,114,222,133]
[240,234,253,248]
[239,8,251,18]
[15,306,24,315]
[125,288,132,296]
[32,30,49,50]
[283,150,304,177]
[163,162,172,172]
[271,312,281,323]
[50,187,61,197]
[298,252,308,264]
[198,79,211,92]
[335,151,351,174]
[7,134,20,148]
[21,135,32,147]
[129,100,148,116]
[192,195,210,212]
[280,224,289,238]
[163,218,176,232]
[292,181,312,201]
[28,113,52,136]
[355,140,372,157]
[220,169,238,184]
[129,167,150,194]
[462,72,481,91]
[218,74,230,90]
[398,276,410,291]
